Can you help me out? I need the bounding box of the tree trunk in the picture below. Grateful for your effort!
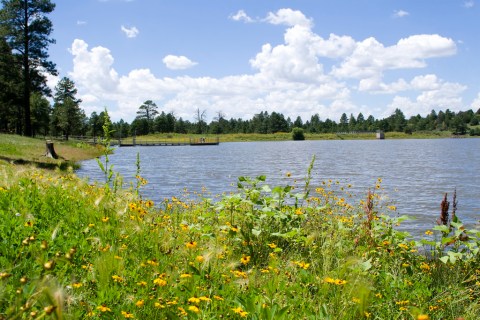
[45,141,58,159]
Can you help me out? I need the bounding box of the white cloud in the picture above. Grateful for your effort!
[464,1,475,8]
[386,81,467,117]
[77,20,87,26]
[332,34,456,80]
[66,8,465,123]
[471,93,480,111]
[162,55,198,70]
[230,10,253,23]
[121,25,139,38]
[264,8,313,28]
[393,10,409,18]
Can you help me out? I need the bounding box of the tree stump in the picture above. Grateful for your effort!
[45,141,59,159]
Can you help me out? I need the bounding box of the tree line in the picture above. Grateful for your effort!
[125,102,480,137]
[1,1,480,140]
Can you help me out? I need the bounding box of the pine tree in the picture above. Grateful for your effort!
[0,0,57,136]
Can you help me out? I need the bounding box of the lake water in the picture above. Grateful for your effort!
[77,138,480,236]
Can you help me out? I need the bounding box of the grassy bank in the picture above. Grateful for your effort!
[1,160,479,319]
[125,130,457,143]
[0,134,104,170]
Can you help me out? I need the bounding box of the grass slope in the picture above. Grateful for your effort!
[0,134,104,170]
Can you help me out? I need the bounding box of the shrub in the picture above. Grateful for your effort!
[291,127,305,140]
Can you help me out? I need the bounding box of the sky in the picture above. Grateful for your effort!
[45,0,480,123]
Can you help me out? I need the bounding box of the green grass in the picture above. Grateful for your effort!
[1,161,479,319]
[0,134,104,170]
[128,130,461,143]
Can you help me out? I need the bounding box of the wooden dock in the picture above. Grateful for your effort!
[48,136,220,147]
[113,137,219,147]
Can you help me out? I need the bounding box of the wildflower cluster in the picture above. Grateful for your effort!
[0,165,478,319]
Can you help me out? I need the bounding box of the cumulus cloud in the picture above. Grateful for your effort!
[121,25,139,38]
[162,55,198,70]
[393,10,409,18]
[385,81,467,117]
[264,8,313,28]
[65,8,465,122]
[471,93,480,110]
[332,34,456,80]
[230,10,253,23]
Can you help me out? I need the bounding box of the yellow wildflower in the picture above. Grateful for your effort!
[188,297,201,304]
[240,255,251,265]
[96,305,111,312]
[267,243,277,249]
[135,300,144,307]
[417,314,429,320]
[153,278,167,286]
[188,305,200,313]
[121,311,134,318]
[196,255,204,262]
[186,241,197,249]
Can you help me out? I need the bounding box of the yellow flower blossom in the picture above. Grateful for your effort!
[96,305,111,312]
[267,243,277,249]
[188,305,200,313]
[213,295,224,301]
[196,255,204,262]
[72,282,82,288]
[180,273,192,278]
[121,311,134,318]
[425,230,433,236]
[135,300,144,307]
[186,241,197,249]
[101,217,109,222]
[153,278,167,286]
[417,314,429,320]
[137,281,147,287]
[240,255,251,265]
[188,297,201,304]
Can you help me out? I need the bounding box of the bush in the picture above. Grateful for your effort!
[291,127,305,140]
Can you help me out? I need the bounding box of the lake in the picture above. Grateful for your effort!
[77,138,480,236]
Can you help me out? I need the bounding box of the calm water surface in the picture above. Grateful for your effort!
[77,139,480,235]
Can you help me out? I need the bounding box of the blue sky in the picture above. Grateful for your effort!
[46,0,480,122]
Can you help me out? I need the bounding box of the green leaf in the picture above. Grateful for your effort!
[252,229,261,237]
[439,256,449,264]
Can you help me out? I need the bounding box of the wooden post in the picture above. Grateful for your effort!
[45,140,59,159]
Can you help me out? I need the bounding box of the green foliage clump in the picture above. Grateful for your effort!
[291,127,305,140]
[1,165,480,319]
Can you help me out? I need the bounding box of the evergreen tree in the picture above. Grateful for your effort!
[0,36,21,133]
[50,77,84,140]
[0,0,57,136]
[30,92,50,136]
[136,100,158,133]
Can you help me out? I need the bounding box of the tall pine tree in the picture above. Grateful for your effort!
[0,0,56,136]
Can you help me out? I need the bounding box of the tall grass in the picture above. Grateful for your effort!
[0,163,479,319]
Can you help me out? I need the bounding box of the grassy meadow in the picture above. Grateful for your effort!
[1,149,480,319]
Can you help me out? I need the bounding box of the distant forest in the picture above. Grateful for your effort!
[116,103,480,138]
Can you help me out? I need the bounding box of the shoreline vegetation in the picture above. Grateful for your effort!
[1,134,479,319]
